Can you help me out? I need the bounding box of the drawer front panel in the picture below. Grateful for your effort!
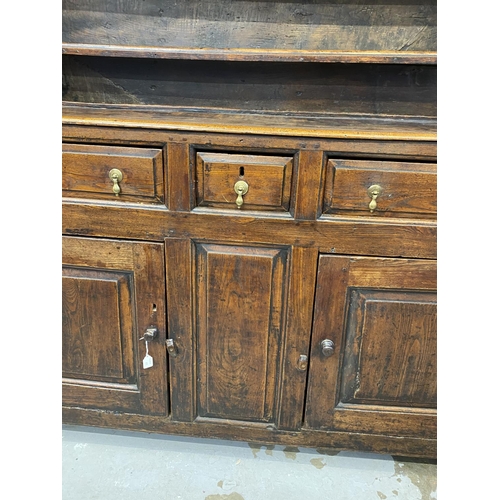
[195,152,293,211]
[323,159,436,218]
[62,143,164,202]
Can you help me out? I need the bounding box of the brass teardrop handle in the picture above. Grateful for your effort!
[367,184,382,213]
[234,180,249,208]
[321,339,335,357]
[109,168,123,196]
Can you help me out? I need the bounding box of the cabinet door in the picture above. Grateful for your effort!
[305,256,436,439]
[62,236,168,416]
[164,239,315,430]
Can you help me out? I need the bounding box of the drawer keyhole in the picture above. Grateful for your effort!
[239,166,245,177]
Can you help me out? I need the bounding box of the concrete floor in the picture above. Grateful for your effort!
[62,425,437,499]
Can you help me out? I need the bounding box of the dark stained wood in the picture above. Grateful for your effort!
[62,143,164,203]
[277,247,318,430]
[302,254,348,430]
[63,267,134,382]
[63,45,437,65]
[62,236,168,416]
[304,255,436,439]
[331,406,436,438]
[62,202,437,259]
[166,142,191,211]
[62,103,437,142]
[196,243,288,422]
[164,238,196,422]
[323,159,437,218]
[63,56,437,119]
[61,0,437,459]
[294,150,325,220]
[62,122,438,161]
[195,152,294,212]
[62,408,437,459]
[62,0,436,62]
[341,290,437,407]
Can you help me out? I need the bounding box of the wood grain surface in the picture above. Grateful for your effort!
[196,243,288,422]
[61,1,437,458]
[323,159,437,218]
[63,56,437,118]
[62,103,437,142]
[62,236,168,416]
[62,143,164,203]
[304,255,437,439]
[62,0,436,62]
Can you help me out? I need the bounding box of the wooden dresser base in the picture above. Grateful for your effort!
[62,1,437,460]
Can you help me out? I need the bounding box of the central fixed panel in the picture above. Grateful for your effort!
[195,243,289,423]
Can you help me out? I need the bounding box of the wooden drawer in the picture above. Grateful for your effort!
[195,152,294,212]
[62,143,164,203]
[323,159,436,218]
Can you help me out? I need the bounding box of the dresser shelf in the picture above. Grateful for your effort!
[63,0,437,65]
[62,44,437,65]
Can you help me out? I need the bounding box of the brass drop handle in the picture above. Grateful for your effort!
[109,168,123,196]
[234,180,249,209]
[367,184,382,213]
[321,339,335,357]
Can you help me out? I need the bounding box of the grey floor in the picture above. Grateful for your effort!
[62,425,437,499]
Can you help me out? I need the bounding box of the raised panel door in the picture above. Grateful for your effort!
[62,236,168,416]
[195,243,288,422]
[304,255,437,440]
[165,238,315,429]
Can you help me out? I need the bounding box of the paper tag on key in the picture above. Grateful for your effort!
[142,340,153,369]
[143,353,153,369]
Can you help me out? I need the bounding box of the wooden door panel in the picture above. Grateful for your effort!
[62,268,135,383]
[305,255,436,438]
[165,239,314,429]
[62,236,168,416]
[196,243,288,423]
[331,407,436,439]
[341,289,437,407]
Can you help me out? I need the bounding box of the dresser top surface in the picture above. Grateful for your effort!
[63,103,437,142]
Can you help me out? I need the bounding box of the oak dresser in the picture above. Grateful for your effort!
[62,0,437,458]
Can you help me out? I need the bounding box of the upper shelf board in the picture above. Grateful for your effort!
[62,0,437,64]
